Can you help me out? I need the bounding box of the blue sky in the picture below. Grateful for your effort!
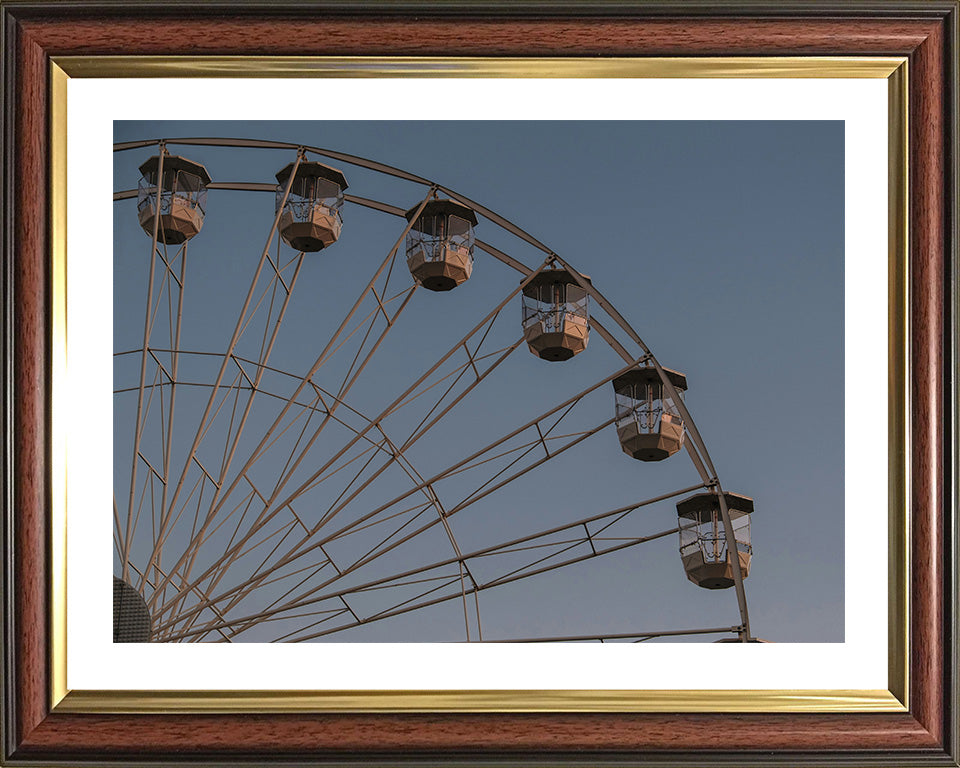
[113,120,844,643]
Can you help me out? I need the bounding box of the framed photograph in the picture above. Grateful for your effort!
[2,2,957,766]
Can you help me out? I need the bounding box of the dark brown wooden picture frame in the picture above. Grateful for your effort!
[2,2,958,765]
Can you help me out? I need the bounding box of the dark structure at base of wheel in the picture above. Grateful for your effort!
[113,576,153,642]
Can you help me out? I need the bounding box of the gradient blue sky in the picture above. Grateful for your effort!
[113,120,843,643]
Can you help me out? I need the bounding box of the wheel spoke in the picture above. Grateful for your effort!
[115,137,752,644]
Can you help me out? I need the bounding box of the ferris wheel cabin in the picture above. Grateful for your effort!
[275,161,347,252]
[521,269,590,361]
[137,154,211,244]
[676,491,753,590]
[613,366,687,462]
[405,199,478,291]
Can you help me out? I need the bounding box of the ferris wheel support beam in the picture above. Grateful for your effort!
[163,503,702,643]
[186,234,422,603]
[206,192,431,525]
[122,146,166,584]
[356,481,709,598]
[149,381,393,628]
[295,353,643,567]
[142,239,189,596]
[279,521,696,644]
[146,149,308,606]
[179,500,700,641]
[372,423,481,614]
[177,405,468,642]
[125,560,233,642]
[402,338,523,453]
[256,259,551,534]
[294,338,519,555]
[151,190,440,617]
[314,413,616,609]
[192,380,640,636]
[163,248,308,622]
[158,354,646,636]
[492,626,741,643]
[148,205,304,614]
[165,331,512,637]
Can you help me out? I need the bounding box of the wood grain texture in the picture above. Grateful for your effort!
[13,23,50,748]
[4,7,955,764]
[15,16,941,56]
[908,15,946,746]
[13,712,941,755]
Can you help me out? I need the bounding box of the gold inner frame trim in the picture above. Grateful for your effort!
[50,61,69,711]
[57,688,903,715]
[49,56,909,714]
[53,55,905,79]
[886,60,910,710]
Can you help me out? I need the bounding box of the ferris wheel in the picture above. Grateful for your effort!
[112,137,756,644]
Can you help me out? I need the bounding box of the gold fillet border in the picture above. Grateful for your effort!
[57,688,902,715]
[48,56,910,714]
[53,55,902,78]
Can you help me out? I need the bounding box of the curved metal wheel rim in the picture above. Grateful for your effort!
[113,137,751,643]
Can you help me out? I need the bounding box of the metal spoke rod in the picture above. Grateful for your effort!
[122,147,166,582]
[147,149,307,605]
[162,482,702,642]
